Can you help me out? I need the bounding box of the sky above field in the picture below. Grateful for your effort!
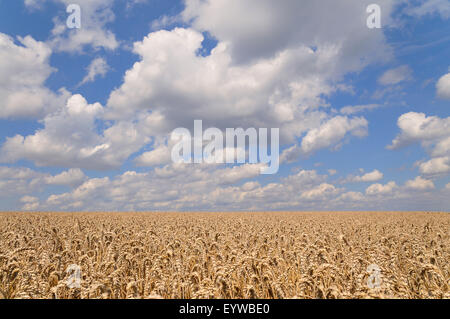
[0,0,449,211]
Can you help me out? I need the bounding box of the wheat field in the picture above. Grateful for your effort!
[0,212,448,299]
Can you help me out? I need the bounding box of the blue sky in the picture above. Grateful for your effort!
[0,0,449,211]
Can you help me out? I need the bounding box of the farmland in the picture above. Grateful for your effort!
[0,212,448,299]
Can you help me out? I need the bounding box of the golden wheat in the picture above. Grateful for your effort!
[0,212,448,299]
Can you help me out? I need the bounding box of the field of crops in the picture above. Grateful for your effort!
[0,212,448,299]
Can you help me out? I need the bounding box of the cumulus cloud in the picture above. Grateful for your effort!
[338,191,364,202]
[436,73,450,100]
[217,164,266,185]
[0,166,90,206]
[0,167,47,197]
[25,0,119,52]
[419,157,450,176]
[300,183,338,200]
[5,0,448,212]
[108,28,328,125]
[106,0,396,158]
[388,112,450,149]
[404,176,435,190]
[1,162,445,211]
[405,0,450,19]
[78,57,110,86]
[0,94,149,169]
[105,26,374,159]
[21,163,446,211]
[300,116,368,155]
[181,0,395,65]
[328,169,338,176]
[42,164,278,211]
[45,168,87,187]
[279,116,368,162]
[20,195,40,211]
[340,104,382,115]
[280,144,302,164]
[366,181,397,195]
[352,170,384,182]
[378,65,413,85]
[0,33,67,119]
[389,112,450,177]
[135,144,172,167]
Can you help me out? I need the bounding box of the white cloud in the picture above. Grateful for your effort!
[126,0,148,8]
[20,195,40,211]
[388,112,450,150]
[25,0,119,53]
[280,144,302,164]
[151,14,181,30]
[182,0,395,65]
[0,166,90,205]
[32,166,326,211]
[47,177,111,210]
[432,136,450,157]
[300,116,368,155]
[405,176,435,190]
[338,191,364,202]
[2,162,443,211]
[217,164,265,185]
[41,164,272,211]
[1,1,449,212]
[107,0,396,158]
[105,26,374,160]
[419,157,450,176]
[24,0,40,8]
[45,168,87,187]
[30,161,446,212]
[78,57,110,86]
[366,181,397,195]
[0,167,47,197]
[280,116,368,162]
[340,104,382,115]
[389,112,450,177]
[0,94,149,169]
[107,28,333,128]
[328,169,338,176]
[405,0,450,19]
[378,65,413,85]
[353,169,384,182]
[0,33,67,119]
[300,183,338,200]
[436,73,450,100]
[135,144,171,167]
[21,195,39,203]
